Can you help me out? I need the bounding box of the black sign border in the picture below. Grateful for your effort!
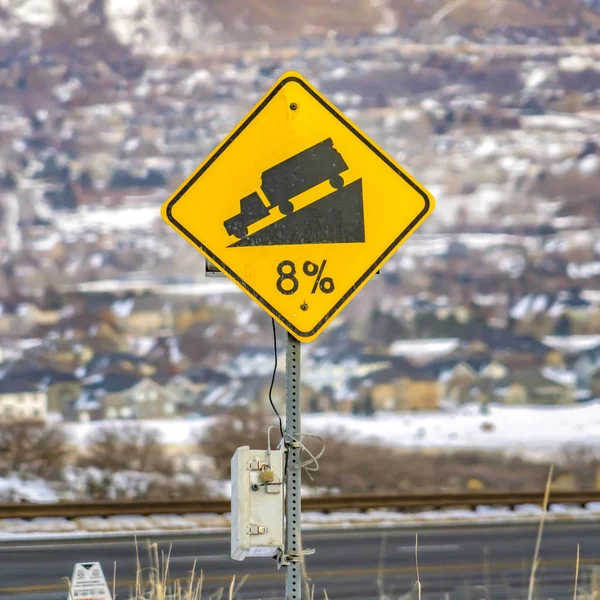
[165,74,431,340]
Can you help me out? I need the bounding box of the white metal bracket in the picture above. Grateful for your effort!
[248,525,268,535]
[275,547,316,570]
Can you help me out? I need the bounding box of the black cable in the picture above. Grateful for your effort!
[269,317,284,440]
[268,319,288,496]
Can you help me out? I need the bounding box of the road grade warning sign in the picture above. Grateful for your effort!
[68,562,112,600]
[162,71,435,342]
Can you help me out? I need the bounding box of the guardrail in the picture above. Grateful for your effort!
[1,490,599,520]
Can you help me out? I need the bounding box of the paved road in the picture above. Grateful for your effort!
[0,522,598,600]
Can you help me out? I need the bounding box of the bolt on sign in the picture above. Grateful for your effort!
[67,562,112,600]
[161,71,435,342]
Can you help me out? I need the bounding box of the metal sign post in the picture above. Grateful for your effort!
[162,68,436,599]
[285,332,302,600]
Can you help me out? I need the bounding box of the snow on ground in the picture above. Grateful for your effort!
[543,335,600,353]
[0,475,58,503]
[57,204,162,233]
[2,503,600,541]
[65,401,600,455]
[74,279,241,295]
[389,338,460,361]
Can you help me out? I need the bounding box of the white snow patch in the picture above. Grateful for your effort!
[6,0,57,27]
[558,55,596,72]
[389,338,460,360]
[525,68,550,88]
[112,298,135,318]
[57,205,160,234]
[62,401,600,455]
[568,262,600,279]
[0,475,58,503]
[579,155,600,175]
[543,335,600,353]
[541,366,576,387]
[5,506,600,540]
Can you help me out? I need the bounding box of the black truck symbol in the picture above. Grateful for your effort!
[224,138,348,239]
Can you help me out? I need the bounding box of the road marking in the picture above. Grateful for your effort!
[170,554,230,562]
[396,544,462,552]
[0,521,596,552]
[3,557,600,593]
[0,538,230,552]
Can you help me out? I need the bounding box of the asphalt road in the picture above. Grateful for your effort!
[0,522,598,600]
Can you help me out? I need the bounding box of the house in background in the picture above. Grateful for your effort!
[0,300,37,337]
[82,351,157,379]
[39,339,93,371]
[167,366,231,409]
[350,360,440,413]
[590,365,600,398]
[145,335,189,377]
[71,373,177,421]
[0,357,82,415]
[502,366,576,405]
[397,367,440,411]
[0,376,47,422]
[42,370,82,414]
[36,310,128,353]
[111,293,170,335]
[571,344,600,389]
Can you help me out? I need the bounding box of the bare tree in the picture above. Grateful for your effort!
[197,408,282,478]
[78,423,175,476]
[0,423,70,480]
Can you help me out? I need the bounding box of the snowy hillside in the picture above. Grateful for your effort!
[65,401,600,456]
[2,0,600,57]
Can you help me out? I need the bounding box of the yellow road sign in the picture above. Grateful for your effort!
[161,71,435,342]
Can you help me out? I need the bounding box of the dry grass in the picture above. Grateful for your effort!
[527,466,554,600]
[201,412,578,495]
[62,458,591,600]
[65,539,239,600]
[365,463,595,600]
[201,412,600,495]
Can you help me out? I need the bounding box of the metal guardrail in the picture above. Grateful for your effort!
[1,490,599,520]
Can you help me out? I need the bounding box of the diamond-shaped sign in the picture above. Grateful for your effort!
[161,71,435,342]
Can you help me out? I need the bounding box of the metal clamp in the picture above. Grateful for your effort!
[248,525,268,535]
[275,547,315,570]
[247,459,265,470]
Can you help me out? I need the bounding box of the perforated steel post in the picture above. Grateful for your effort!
[285,332,302,600]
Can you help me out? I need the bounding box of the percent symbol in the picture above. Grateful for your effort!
[303,260,335,294]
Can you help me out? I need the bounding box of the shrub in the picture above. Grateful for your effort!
[197,408,282,478]
[75,424,213,500]
[78,423,176,476]
[0,422,70,480]
[302,429,557,494]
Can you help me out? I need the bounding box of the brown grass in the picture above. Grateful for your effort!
[197,408,282,479]
[199,412,600,495]
[58,462,589,600]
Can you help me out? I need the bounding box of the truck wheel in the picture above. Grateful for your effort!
[330,175,344,189]
[233,225,248,238]
[279,200,294,215]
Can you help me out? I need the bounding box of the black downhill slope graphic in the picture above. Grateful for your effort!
[81,564,94,570]
[224,137,365,245]
[229,179,365,247]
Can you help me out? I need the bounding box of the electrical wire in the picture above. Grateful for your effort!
[267,320,326,484]
[268,317,284,440]
[284,432,326,481]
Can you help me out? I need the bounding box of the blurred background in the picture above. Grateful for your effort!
[1,0,600,504]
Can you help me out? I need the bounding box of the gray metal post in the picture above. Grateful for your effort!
[285,332,302,600]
